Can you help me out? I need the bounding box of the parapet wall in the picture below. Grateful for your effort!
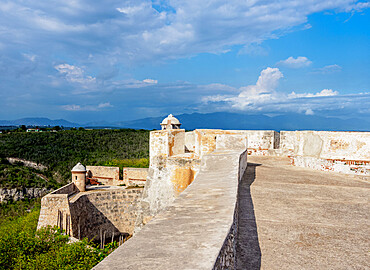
[86,166,120,186]
[122,168,148,186]
[94,146,248,269]
[279,131,370,174]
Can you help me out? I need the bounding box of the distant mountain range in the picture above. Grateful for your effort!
[0,117,81,127]
[1,113,369,131]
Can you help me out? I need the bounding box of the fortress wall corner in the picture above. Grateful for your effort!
[69,188,143,241]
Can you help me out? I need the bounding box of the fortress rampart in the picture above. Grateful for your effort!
[37,114,369,269]
[94,134,248,269]
[37,185,142,242]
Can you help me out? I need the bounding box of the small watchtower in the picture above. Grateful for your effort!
[71,162,86,192]
[160,114,181,130]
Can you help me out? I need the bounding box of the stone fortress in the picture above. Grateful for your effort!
[37,115,370,269]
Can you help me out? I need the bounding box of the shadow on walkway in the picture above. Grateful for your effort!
[236,162,262,270]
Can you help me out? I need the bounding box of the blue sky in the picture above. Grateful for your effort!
[0,0,369,123]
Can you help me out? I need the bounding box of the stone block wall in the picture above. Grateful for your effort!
[69,187,143,241]
[192,129,277,157]
[37,183,78,234]
[280,131,370,174]
[122,168,148,186]
[244,130,279,155]
[52,182,78,195]
[149,129,185,163]
[37,193,73,234]
[86,166,120,185]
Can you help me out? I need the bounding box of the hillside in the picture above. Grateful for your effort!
[0,129,150,186]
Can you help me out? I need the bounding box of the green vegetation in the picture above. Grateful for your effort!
[0,198,41,224]
[0,158,59,189]
[0,200,117,270]
[0,129,150,185]
[0,128,150,268]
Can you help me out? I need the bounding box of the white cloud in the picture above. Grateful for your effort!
[1,0,366,65]
[97,102,113,109]
[232,67,283,109]
[143,78,158,84]
[202,67,283,110]
[277,56,312,68]
[54,63,96,88]
[61,104,81,111]
[200,68,358,116]
[289,89,339,98]
[305,108,314,115]
[61,102,113,111]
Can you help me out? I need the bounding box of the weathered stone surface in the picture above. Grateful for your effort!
[94,149,248,270]
[37,184,143,240]
[69,187,143,240]
[86,166,119,185]
[122,167,148,186]
[279,131,370,175]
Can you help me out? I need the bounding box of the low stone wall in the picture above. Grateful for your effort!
[122,168,148,186]
[280,131,370,174]
[52,182,77,195]
[192,129,277,157]
[86,166,120,185]
[94,147,248,270]
[243,130,279,155]
[69,187,143,241]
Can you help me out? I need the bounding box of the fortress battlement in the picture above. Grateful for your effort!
[37,115,369,269]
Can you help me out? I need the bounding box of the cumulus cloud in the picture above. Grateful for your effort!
[230,67,283,109]
[0,0,367,65]
[277,56,312,68]
[201,67,368,118]
[0,1,368,121]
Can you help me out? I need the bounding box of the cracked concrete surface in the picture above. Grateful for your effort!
[239,156,369,270]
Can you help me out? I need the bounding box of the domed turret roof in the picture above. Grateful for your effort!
[71,162,86,172]
[161,114,181,125]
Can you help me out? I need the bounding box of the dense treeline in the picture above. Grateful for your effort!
[0,129,150,185]
[0,200,116,270]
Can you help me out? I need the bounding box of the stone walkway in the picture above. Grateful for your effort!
[237,156,370,270]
